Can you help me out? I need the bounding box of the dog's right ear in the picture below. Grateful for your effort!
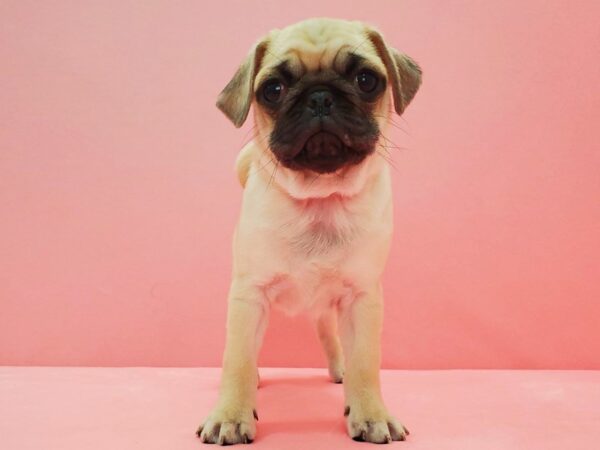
[217,39,269,128]
[366,28,422,116]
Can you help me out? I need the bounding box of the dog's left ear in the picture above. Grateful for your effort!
[366,28,422,116]
[217,38,269,127]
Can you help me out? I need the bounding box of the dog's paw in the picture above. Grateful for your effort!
[197,406,258,445]
[344,404,409,443]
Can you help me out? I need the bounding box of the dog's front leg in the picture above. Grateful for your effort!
[339,285,409,443]
[198,282,268,445]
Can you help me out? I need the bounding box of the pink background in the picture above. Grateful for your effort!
[1,1,599,369]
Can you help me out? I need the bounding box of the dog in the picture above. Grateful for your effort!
[197,17,421,445]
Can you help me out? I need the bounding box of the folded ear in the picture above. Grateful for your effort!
[216,39,269,127]
[366,28,422,115]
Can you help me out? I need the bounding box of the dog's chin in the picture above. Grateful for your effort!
[268,151,380,201]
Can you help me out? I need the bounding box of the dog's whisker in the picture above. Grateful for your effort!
[377,138,399,161]
[371,114,410,135]
[242,132,271,152]
[293,169,304,183]
[380,141,407,152]
[241,124,257,141]
[387,119,409,134]
[375,151,394,170]
[255,157,275,176]
[306,172,321,190]
[377,142,393,157]
[266,159,280,192]
[378,143,397,161]
[255,134,270,148]
[239,126,260,149]
[379,133,409,152]
[376,146,399,171]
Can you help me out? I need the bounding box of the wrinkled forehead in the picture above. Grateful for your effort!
[255,21,384,87]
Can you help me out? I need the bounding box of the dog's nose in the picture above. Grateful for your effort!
[307,90,333,117]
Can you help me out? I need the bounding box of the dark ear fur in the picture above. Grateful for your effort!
[366,29,422,115]
[216,40,269,127]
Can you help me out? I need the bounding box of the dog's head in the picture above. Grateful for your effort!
[217,18,421,193]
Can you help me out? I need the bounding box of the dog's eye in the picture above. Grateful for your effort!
[356,70,379,93]
[262,79,285,104]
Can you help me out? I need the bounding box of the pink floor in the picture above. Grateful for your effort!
[1,368,599,449]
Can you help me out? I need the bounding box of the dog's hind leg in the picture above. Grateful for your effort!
[316,308,345,383]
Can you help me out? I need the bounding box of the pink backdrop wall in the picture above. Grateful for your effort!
[1,1,599,369]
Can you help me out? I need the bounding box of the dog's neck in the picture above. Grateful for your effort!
[241,142,392,257]
[258,149,386,202]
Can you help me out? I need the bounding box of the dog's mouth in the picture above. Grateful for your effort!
[282,131,370,174]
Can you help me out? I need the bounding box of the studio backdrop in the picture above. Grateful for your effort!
[1,0,599,369]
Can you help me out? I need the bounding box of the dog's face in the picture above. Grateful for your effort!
[257,57,381,174]
[217,18,421,187]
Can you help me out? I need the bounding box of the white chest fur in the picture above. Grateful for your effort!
[232,157,393,317]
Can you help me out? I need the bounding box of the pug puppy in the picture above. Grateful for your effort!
[197,18,421,445]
